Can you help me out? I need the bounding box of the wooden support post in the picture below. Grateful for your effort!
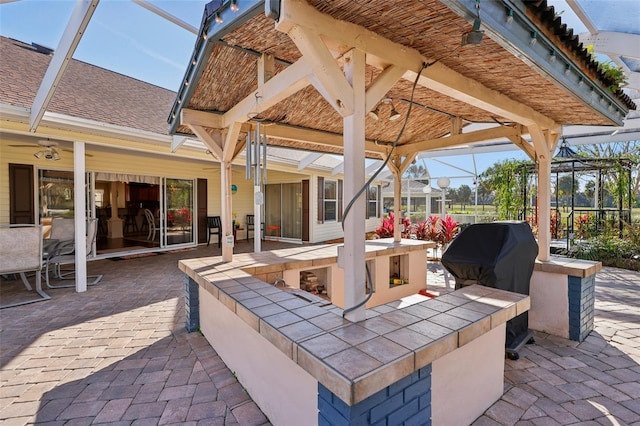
[342,48,366,322]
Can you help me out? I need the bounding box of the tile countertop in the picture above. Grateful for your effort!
[179,240,529,405]
[534,255,602,278]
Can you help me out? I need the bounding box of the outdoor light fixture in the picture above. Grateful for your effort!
[388,102,401,121]
[369,98,401,121]
[549,50,556,63]
[529,31,537,47]
[461,0,483,46]
[461,18,483,46]
[34,151,44,159]
[506,8,514,24]
[214,12,223,24]
[230,0,239,12]
[368,105,380,120]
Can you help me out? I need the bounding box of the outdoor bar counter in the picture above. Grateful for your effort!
[180,239,530,425]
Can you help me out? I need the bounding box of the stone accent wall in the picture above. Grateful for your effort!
[568,274,595,342]
[185,276,200,332]
[318,365,432,425]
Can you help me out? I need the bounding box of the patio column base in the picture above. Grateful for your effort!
[107,217,124,239]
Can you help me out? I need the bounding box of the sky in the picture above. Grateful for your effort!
[0,0,602,188]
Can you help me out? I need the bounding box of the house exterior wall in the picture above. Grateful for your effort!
[1,131,383,244]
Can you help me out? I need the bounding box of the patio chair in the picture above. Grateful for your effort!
[45,218,103,289]
[144,208,160,241]
[246,214,264,240]
[207,216,222,247]
[0,224,50,309]
[45,217,75,256]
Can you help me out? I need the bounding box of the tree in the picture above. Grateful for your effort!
[457,184,472,209]
[576,142,639,209]
[584,180,596,202]
[556,175,578,209]
[479,159,529,220]
[405,163,427,179]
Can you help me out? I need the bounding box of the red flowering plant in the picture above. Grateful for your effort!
[441,215,459,245]
[170,206,192,230]
[574,213,594,239]
[415,215,459,257]
[375,212,412,239]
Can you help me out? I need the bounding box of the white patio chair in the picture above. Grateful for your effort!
[0,224,50,309]
[144,208,159,241]
[45,218,103,288]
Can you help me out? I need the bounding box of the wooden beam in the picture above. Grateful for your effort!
[507,135,536,161]
[258,53,275,87]
[287,25,354,116]
[395,125,521,156]
[181,108,224,128]
[188,124,223,160]
[276,0,425,72]
[408,64,557,129]
[223,57,312,127]
[365,65,406,113]
[276,0,558,130]
[263,123,384,154]
[451,117,463,135]
[223,121,243,162]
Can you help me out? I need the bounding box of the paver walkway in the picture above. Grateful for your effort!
[427,263,640,425]
[1,245,639,425]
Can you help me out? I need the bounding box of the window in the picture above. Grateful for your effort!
[367,185,380,218]
[324,179,337,221]
[317,177,342,223]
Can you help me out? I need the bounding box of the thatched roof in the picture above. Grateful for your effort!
[169,0,635,159]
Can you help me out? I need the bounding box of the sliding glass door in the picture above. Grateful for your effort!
[162,178,195,247]
[265,182,302,241]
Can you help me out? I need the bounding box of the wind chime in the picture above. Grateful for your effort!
[245,121,268,251]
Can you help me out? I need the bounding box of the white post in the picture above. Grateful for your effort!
[537,157,551,261]
[393,172,402,242]
[74,141,87,292]
[423,185,432,218]
[221,161,233,262]
[342,49,366,322]
[437,177,450,219]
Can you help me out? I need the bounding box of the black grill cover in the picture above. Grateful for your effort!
[441,222,538,349]
[441,222,538,293]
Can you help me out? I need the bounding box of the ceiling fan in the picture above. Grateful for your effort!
[9,140,92,160]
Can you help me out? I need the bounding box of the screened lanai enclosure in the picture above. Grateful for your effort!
[517,146,636,246]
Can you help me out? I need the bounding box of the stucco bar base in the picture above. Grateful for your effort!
[529,256,601,341]
[181,241,529,425]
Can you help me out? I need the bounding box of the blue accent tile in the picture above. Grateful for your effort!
[370,392,404,423]
[318,397,350,426]
[387,397,419,425]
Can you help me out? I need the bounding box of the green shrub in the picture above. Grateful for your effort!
[564,223,640,271]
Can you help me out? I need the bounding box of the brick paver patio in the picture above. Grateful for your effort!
[1,245,639,425]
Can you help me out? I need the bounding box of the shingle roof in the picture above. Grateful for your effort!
[0,36,176,135]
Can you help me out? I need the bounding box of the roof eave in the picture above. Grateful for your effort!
[168,0,264,134]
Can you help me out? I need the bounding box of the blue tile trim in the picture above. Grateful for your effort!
[568,275,595,342]
[318,364,432,425]
[185,275,200,332]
